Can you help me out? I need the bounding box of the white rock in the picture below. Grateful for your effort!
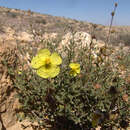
[17,32,33,42]
[59,31,92,49]
[43,32,57,40]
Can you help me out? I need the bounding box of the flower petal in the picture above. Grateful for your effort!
[69,63,80,69]
[31,49,50,69]
[70,70,77,77]
[69,63,80,77]
[50,52,62,65]
[31,55,45,69]
[36,65,60,78]
[76,68,80,73]
[38,49,51,57]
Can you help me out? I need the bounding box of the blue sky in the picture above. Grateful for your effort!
[0,0,129,25]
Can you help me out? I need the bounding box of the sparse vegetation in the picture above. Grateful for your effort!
[1,29,129,130]
[6,10,18,18]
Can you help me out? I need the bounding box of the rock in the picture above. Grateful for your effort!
[0,45,18,128]
[7,120,45,130]
[4,27,15,37]
[58,31,107,61]
[59,31,92,49]
[43,32,57,40]
[7,121,33,130]
[58,31,92,58]
[17,32,33,42]
[0,121,2,130]
[96,126,101,130]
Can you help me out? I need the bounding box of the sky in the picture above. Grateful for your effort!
[0,0,130,26]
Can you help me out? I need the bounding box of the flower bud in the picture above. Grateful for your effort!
[111,12,115,16]
[115,3,118,7]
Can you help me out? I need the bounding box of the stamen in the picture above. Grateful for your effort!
[45,58,51,69]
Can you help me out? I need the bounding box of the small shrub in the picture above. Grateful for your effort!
[2,31,129,129]
[6,11,18,18]
[118,33,130,46]
[35,16,46,24]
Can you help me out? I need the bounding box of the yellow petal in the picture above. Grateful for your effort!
[31,55,45,69]
[18,71,22,75]
[50,52,62,65]
[70,70,78,77]
[69,63,80,76]
[31,49,50,69]
[76,68,80,73]
[36,65,60,78]
[69,63,80,69]
[38,49,51,57]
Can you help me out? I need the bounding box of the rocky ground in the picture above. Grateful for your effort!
[0,6,130,130]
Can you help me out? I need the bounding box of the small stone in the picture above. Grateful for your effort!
[122,94,128,102]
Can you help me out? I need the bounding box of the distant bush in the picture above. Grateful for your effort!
[35,16,46,24]
[6,11,18,18]
[117,33,130,46]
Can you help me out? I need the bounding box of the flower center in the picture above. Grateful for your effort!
[70,69,76,75]
[45,58,51,69]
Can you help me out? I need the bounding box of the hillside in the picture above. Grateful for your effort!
[0,6,130,46]
[0,6,130,130]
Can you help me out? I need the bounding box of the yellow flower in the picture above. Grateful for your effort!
[18,71,22,75]
[69,63,80,76]
[31,49,62,78]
